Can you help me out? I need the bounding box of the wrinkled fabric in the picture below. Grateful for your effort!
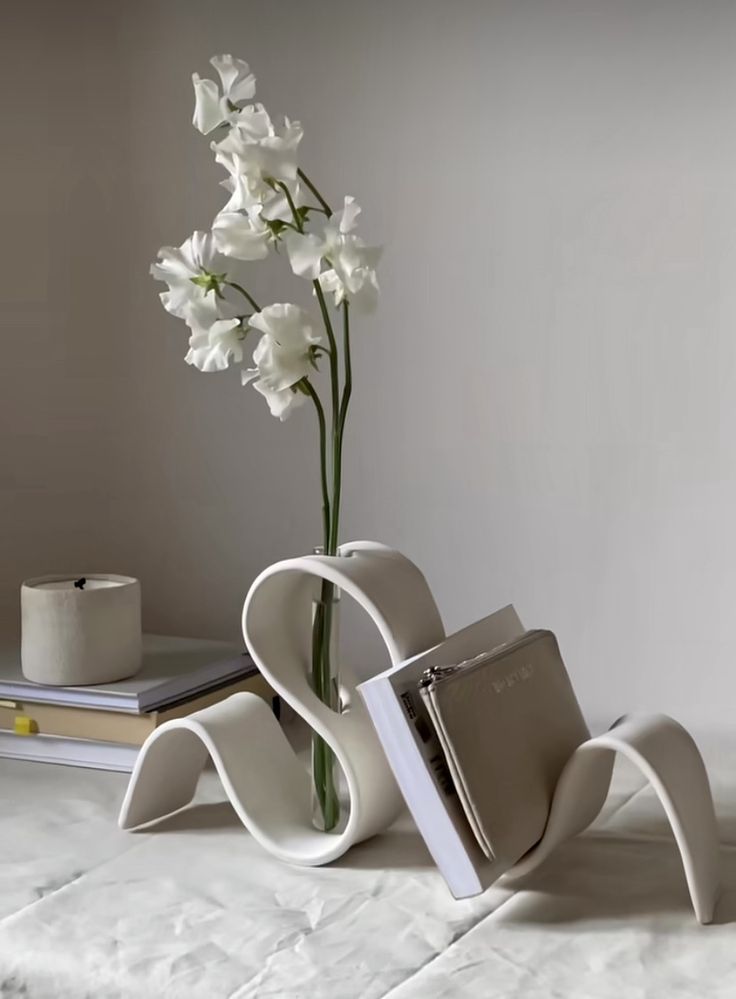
[1,737,735,998]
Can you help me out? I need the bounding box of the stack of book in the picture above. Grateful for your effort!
[0,634,272,772]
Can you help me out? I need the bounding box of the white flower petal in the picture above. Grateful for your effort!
[317,260,380,312]
[243,363,305,420]
[249,303,320,347]
[182,296,221,332]
[220,173,257,213]
[159,286,196,318]
[211,317,244,353]
[192,74,226,134]
[285,231,325,280]
[212,143,241,179]
[338,196,361,234]
[347,269,379,313]
[187,230,224,271]
[151,231,228,317]
[317,269,345,306]
[150,245,195,283]
[185,343,227,372]
[212,115,302,188]
[210,55,256,103]
[258,124,302,181]
[242,305,320,408]
[212,211,270,261]
[260,182,303,222]
[330,235,382,279]
[231,103,272,140]
[255,340,311,391]
[185,317,242,372]
[252,379,306,421]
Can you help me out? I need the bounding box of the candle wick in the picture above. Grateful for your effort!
[74,577,87,590]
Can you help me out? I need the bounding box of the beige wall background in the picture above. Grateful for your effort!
[3,0,736,730]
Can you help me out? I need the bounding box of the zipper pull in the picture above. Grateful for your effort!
[418,664,461,689]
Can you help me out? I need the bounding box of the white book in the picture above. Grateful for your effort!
[0,731,140,772]
[357,605,524,899]
[0,634,253,713]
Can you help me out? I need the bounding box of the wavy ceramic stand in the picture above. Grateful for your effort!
[119,542,445,865]
[508,713,721,924]
[119,541,720,924]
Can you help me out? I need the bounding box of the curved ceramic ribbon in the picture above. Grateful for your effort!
[505,713,721,925]
[119,546,720,922]
[118,541,446,865]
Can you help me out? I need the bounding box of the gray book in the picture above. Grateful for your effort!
[0,634,255,713]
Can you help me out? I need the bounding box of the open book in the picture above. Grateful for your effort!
[357,605,525,898]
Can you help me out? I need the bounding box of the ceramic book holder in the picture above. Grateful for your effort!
[119,541,721,924]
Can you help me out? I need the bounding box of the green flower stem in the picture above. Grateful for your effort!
[338,302,352,430]
[225,280,261,312]
[297,168,333,218]
[276,180,340,517]
[310,310,353,831]
[302,379,331,553]
[303,374,339,827]
[312,562,340,831]
[330,302,351,553]
[281,174,346,832]
[313,281,341,472]
[277,181,304,234]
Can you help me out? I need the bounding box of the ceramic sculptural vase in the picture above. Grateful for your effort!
[119,541,446,864]
[240,540,447,855]
[119,540,721,923]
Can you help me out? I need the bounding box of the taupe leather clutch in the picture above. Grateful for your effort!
[418,629,589,865]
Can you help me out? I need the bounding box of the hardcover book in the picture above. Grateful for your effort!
[0,634,269,771]
[0,673,273,747]
[0,634,254,712]
[357,606,531,898]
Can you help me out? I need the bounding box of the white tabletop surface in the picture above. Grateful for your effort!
[1,730,735,998]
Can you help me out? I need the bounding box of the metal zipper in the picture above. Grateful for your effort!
[418,664,463,690]
[418,630,546,692]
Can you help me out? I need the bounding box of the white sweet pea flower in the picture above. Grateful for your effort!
[212,114,303,202]
[220,171,300,224]
[179,299,244,372]
[211,55,257,103]
[319,264,380,313]
[150,231,228,318]
[192,55,256,135]
[285,196,381,312]
[212,205,270,261]
[335,196,362,234]
[244,363,308,421]
[228,102,272,141]
[186,320,244,372]
[242,304,320,420]
[319,197,381,311]
[284,231,325,280]
[246,304,321,388]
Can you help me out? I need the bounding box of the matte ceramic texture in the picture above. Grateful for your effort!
[21,574,142,686]
[120,543,445,864]
[508,714,721,925]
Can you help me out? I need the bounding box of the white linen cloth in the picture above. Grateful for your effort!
[1,736,735,998]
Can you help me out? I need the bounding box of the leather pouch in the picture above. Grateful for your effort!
[418,630,589,864]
